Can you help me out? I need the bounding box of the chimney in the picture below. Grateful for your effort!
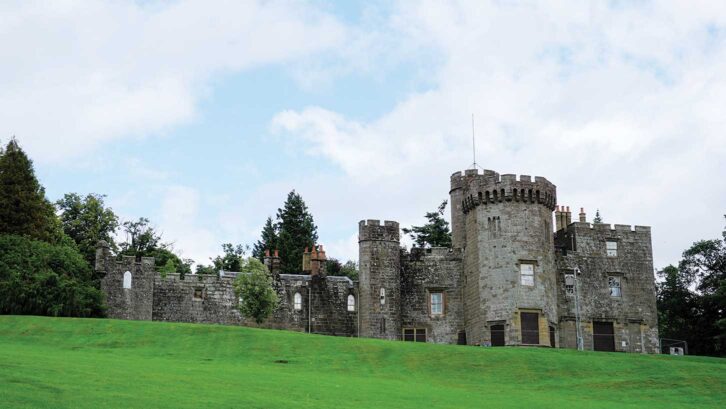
[554,205,565,232]
[302,247,312,273]
[270,249,281,276]
[565,206,572,226]
[310,245,327,277]
[579,207,587,223]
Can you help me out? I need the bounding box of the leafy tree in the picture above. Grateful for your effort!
[326,257,359,280]
[0,234,105,317]
[233,257,279,324]
[0,138,63,243]
[195,264,217,275]
[159,259,176,278]
[276,191,318,273]
[56,193,119,269]
[252,216,279,261]
[118,217,189,276]
[593,209,603,224]
[211,243,248,272]
[403,200,452,248]
[657,216,726,356]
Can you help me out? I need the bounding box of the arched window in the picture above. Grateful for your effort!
[347,294,355,312]
[123,271,132,289]
[293,292,302,311]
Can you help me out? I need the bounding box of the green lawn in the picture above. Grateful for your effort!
[0,316,723,408]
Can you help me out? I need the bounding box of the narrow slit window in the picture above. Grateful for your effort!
[380,288,386,305]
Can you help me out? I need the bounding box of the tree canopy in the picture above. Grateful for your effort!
[657,216,726,356]
[0,139,63,243]
[275,191,318,273]
[233,257,279,324]
[403,200,452,248]
[252,216,278,261]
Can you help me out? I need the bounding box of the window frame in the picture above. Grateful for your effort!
[347,294,356,312]
[123,271,132,289]
[608,275,622,298]
[380,288,386,305]
[606,240,618,257]
[402,328,427,342]
[429,291,444,316]
[193,287,204,301]
[520,263,535,286]
[293,292,302,311]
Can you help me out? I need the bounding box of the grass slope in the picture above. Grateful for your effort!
[0,316,723,408]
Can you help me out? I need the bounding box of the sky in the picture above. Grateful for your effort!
[2,0,725,270]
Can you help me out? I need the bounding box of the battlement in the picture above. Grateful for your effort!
[359,219,400,242]
[570,222,651,235]
[453,168,557,213]
[407,246,463,260]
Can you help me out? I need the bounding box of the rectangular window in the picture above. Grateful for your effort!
[520,263,534,286]
[564,273,575,296]
[609,276,622,297]
[490,324,505,346]
[403,328,427,342]
[430,292,443,315]
[380,288,386,305]
[193,288,203,300]
[606,241,618,257]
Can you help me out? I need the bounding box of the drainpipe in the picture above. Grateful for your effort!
[308,282,312,334]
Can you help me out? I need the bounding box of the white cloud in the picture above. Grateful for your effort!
[271,1,726,268]
[0,0,345,162]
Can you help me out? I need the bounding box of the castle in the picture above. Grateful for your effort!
[99,168,659,353]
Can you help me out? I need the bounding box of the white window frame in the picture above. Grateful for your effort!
[608,276,622,297]
[520,263,535,286]
[347,294,355,312]
[293,292,302,311]
[564,273,575,296]
[123,271,132,289]
[430,292,443,315]
[606,241,618,257]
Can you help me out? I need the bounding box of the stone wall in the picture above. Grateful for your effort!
[100,255,155,321]
[554,222,659,353]
[358,220,401,340]
[400,247,464,344]
[152,273,241,325]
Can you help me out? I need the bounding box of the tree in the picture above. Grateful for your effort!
[593,209,603,224]
[252,216,279,261]
[403,200,452,248]
[0,138,62,243]
[326,257,359,280]
[211,243,248,272]
[0,234,105,317]
[276,191,318,273]
[233,257,279,324]
[657,216,726,356]
[56,193,119,269]
[118,217,189,275]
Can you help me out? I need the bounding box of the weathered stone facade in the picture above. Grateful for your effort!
[100,167,659,353]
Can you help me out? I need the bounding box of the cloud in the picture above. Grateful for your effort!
[271,1,726,268]
[0,0,345,163]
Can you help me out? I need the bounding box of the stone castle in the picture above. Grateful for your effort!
[99,168,659,353]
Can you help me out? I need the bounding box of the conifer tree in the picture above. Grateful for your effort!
[593,209,603,224]
[252,216,279,261]
[403,200,452,248]
[276,190,318,273]
[0,138,60,243]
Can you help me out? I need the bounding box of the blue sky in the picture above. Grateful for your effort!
[3,1,726,268]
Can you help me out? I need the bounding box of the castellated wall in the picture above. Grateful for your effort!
[152,274,242,325]
[400,247,464,344]
[452,169,558,346]
[554,222,659,353]
[358,220,401,340]
[101,255,154,321]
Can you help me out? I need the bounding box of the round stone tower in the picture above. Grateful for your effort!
[358,219,401,340]
[450,169,558,346]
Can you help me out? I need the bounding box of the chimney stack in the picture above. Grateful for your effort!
[264,249,281,276]
[565,206,572,226]
[579,207,587,223]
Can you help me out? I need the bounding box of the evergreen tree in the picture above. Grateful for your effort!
[0,138,61,243]
[252,216,279,261]
[56,193,119,269]
[593,209,603,224]
[403,200,452,248]
[276,190,318,273]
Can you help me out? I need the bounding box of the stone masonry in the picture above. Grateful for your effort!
[100,167,659,353]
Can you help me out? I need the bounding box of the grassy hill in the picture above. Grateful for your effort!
[0,316,723,408]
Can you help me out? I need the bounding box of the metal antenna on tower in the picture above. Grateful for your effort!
[470,113,481,170]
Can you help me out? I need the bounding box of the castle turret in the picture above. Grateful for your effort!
[358,220,401,340]
[450,169,558,346]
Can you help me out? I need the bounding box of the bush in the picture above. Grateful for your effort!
[0,234,105,317]
[233,258,278,324]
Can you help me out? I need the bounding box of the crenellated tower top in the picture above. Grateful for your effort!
[450,169,557,213]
